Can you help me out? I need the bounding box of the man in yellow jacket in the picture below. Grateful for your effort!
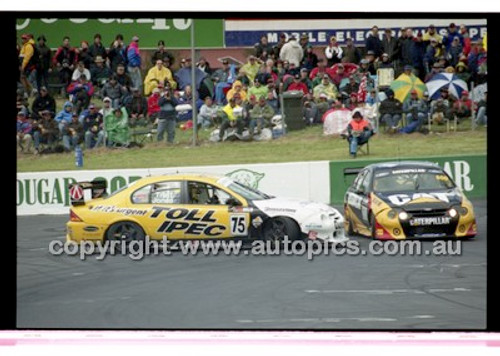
[240,55,261,84]
[143,59,177,95]
[226,80,247,102]
[19,34,37,93]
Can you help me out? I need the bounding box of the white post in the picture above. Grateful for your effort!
[470,82,476,130]
[191,19,198,146]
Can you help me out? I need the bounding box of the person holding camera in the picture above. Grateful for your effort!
[156,86,179,144]
[61,113,84,152]
[82,104,105,149]
[52,36,78,86]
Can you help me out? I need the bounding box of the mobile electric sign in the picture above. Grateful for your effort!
[224,19,487,47]
[16,18,224,49]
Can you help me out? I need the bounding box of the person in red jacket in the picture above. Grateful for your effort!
[147,86,162,123]
[459,24,472,56]
[345,108,374,158]
[53,36,79,86]
[309,58,335,83]
[452,90,472,122]
[331,63,349,87]
[286,74,309,95]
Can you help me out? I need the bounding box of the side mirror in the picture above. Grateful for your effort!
[226,197,241,207]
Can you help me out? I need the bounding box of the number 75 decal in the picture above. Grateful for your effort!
[230,214,248,236]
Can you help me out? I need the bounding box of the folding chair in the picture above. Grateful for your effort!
[344,134,371,157]
[130,125,154,145]
[357,140,370,155]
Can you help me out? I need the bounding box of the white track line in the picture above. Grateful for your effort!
[236,317,397,324]
[305,288,471,294]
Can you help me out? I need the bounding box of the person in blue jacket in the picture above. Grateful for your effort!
[442,23,464,51]
[127,35,142,92]
[54,101,74,133]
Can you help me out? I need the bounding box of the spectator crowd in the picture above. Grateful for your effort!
[17,22,487,156]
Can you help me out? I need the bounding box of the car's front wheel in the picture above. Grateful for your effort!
[263,217,301,242]
[106,221,145,253]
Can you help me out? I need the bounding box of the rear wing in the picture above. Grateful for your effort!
[68,180,107,206]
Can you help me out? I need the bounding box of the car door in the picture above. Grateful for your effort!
[346,169,368,230]
[184,180,250,239]
[129,180,186,240]
[358,169,373,227]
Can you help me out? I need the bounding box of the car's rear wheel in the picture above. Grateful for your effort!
[263,217,301,242]
[106,221,145,253]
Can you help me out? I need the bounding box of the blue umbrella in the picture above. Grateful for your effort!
[174,67,207,91]
[426,73,468,100]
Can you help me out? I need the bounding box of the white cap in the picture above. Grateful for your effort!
[351,108,364,118]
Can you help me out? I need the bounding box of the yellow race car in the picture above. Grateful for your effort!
[343,161,477,239]
[67,174,346,246]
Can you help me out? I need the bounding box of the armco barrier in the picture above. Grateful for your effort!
[17,161,330,216]
[329,154,487,205]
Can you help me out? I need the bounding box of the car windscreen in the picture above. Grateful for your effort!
[217,177,271,201]
[373,168,456,193]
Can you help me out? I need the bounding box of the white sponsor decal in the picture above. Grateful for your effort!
[410,217,451,226]
[230,214,248,236]
[391,169,426,174]
[442,160,475,192]
[387,192,453,206]
[90,205,149,216]
[264,207,297,213]
[347,192,362,209]
[252,216,263,228]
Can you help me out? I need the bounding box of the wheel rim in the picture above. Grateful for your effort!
[265,219,287,241]
[108,222,144,243]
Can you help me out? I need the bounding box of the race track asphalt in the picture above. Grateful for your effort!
[17,199,486,329]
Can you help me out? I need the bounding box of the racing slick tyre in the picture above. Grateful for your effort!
[263,217,301,242]
[105,221,146,254]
